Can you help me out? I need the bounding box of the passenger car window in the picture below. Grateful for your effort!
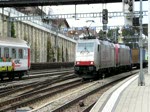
[0,47,2,62]
[4,47,9,58]
[18,49,23,59]
[12,48,16,59]
[0,47,1,57]
[23,49,28,59]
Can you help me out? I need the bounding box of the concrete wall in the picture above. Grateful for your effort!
[0,14,76,63]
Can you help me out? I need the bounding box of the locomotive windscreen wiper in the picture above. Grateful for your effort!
[80,47,89,53]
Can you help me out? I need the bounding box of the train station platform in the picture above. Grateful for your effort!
[90,69,149,112]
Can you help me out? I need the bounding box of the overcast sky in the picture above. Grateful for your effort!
[46,1,148,29]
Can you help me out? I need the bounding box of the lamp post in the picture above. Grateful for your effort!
[138,0,145,86]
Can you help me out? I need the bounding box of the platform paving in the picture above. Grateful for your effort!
[90,69,149,112]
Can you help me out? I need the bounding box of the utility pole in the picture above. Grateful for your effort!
[148,0,150,74]
[138,0,145,86]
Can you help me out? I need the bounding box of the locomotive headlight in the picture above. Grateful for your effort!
[76,61,79,65]
[90,61,94,65]
[89,66,93,71]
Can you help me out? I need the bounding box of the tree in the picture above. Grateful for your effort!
[47,39,51,62]
[122,27,135,43]
[121,27,134,37]
[24,35,27,41]
[62,46,64,62]
[57,47,60,62]
[66,48,69,62]
[11,22,16,38]
[98,30,105,39]
[34,41,38,62]
[99,28,119,42]
[109,28,119,42]
[47,39,54,62]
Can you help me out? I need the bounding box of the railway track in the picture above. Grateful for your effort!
[0,73,77,98]
[29,67,73,75]
[63,80,120,112]
[0,68,74,88]
[0,69,144,112]
[0,67,73,82]
[30,70,140,112]
[0,74,82,111]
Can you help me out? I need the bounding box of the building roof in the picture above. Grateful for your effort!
[67,28,98,38]
[50,19,70,28]
[15,7,46,16]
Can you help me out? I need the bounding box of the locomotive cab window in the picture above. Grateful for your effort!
[77,43,94,52]
[12,48,16,59]
[18,49,23,59]
[4,47,9,58]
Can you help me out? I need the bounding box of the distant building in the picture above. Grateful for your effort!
[14,7,70,37]
[67,27,98,39]
[15,6,46,16]
[42,18,70,29]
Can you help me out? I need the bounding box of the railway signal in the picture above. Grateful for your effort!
[128,0,133,12]
[102,9,108,24]
[123,0,134,13]
[133,17,139,26]
[123,0,133,12]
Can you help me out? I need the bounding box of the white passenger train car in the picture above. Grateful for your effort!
[0,37,30,80]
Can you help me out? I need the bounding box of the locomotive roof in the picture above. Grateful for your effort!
[115,43,130,49]
[77,38,114,45]
[77,38,99,43]
[0,37,29,47]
